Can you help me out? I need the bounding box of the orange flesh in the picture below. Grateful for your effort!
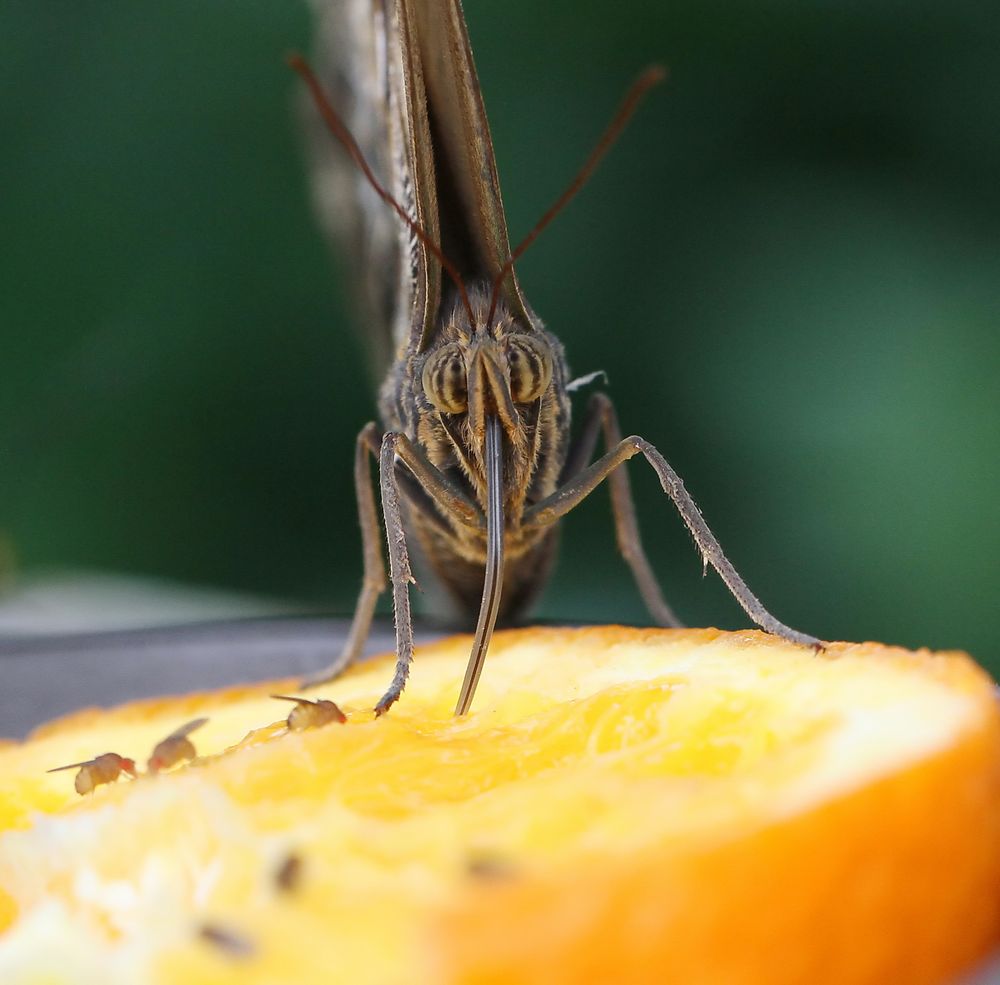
[0,626,997,984]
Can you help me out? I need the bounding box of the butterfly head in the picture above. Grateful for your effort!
[415,288,564,509]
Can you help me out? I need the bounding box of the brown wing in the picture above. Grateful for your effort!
[398,0,534,350]
[307,0,536,369]
[306,0,408,378]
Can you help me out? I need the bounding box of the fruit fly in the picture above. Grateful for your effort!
[465,853,519,882]
[274,852,304,893]
[198,922,256,959]
[271,694,347,731]
[297,0,820,716]
[47,752,137,795]
[147,717,209,774]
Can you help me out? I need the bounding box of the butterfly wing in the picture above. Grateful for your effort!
[306,0,536,370]
[306,0,409,378]
[401,0,534,344]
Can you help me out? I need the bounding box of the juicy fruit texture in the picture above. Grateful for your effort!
[0,627,998,985]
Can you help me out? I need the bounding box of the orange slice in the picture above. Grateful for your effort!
[0,626,997,985]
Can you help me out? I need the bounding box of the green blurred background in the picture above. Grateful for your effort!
[1,1,997,668]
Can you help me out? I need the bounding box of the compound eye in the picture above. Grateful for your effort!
[505,334,553,404]
[422,344,468,414]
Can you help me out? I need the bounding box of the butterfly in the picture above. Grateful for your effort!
[295,0,819,715]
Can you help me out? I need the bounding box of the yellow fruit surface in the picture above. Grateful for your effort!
[0,626,998,984]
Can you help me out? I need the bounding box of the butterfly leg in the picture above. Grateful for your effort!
[526,403,821,647]
[303,423,481,693]
[562,393,684,628]
[374,431,482,715]
[372,432,416,715]
[302,423,387,688]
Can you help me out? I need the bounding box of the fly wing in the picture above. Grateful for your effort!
[162,717,209,742]
[46,760,94,773]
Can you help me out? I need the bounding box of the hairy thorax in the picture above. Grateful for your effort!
[377,288,572,617]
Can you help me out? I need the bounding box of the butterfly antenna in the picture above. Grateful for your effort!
[289,53,475,325]
[487,65,667,326]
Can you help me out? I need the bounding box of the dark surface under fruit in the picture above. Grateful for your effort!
[0,617,411,739]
